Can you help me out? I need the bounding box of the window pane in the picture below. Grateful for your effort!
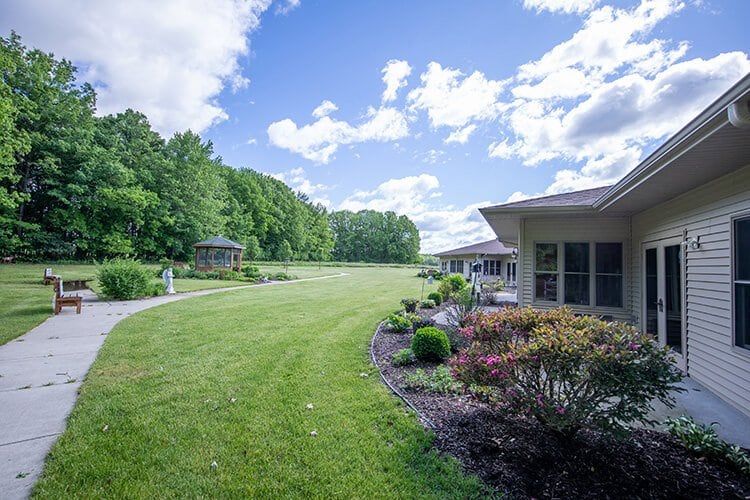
[596,243,622,274]
[736,283,750,348]
[645,248,657,335]
[736,218,750,281]
[565,242,589,273]
[535,273,557,301]
[596,275,622,307]
[565,273,589,305]
[536,243,558,271]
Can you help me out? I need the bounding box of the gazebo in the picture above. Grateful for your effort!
[193,236,245,272]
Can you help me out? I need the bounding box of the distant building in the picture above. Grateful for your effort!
[434,239,517,285]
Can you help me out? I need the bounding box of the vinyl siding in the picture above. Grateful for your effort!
[519,216,631,322]
[630,163,750,417]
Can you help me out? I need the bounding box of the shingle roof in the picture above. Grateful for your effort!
[193,236,245,249]
[434,239,514,257]
[485,186,611,210]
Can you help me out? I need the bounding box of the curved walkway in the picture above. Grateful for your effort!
[0,273,348,499]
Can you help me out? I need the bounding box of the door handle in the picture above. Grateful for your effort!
[657,298,664,312]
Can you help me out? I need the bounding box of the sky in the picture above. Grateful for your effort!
[1,0,749,253]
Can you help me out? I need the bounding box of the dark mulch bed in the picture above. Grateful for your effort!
[371,319,750,499]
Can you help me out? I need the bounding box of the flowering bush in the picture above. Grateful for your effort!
[411,326,451,362]
[450,307,682,438]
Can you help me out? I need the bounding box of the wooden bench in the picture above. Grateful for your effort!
[53,277,82,315]
[43,267,54,285]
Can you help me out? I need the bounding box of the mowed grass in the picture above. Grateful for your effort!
[0,264,97,346]
[33,267,486,498]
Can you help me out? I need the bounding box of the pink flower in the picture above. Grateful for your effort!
[556,405,566,415]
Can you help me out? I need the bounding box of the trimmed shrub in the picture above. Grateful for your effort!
[385,313,411,333]
[411,326,451,362]
[242,264,261,278]
[403,366,461,394]
[427,291,443,305]
[450,307,682,438]
[666,416,750,474]
[400,298,419,313]
[97,258,154,300]
[391,348,416,367]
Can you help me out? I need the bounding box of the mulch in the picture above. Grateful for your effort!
[371,316,750,499]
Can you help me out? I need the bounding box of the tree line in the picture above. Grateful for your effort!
[0,33,421,264]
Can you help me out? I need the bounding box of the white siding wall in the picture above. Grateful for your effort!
[631,164,750,416]
[519,216,631,322]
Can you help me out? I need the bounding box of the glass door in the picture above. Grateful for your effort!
[643,237,685,371]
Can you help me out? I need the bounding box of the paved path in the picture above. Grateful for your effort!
[0,273,348,499]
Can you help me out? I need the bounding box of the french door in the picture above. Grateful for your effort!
[643,237,686,371]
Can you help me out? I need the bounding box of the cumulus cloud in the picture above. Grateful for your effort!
[0,0,272,136]
[444,124,478,144]
[269,167,332,206]
[338,174,498,253]
[381,59,412,102]
[312,100,338,118]
[522,0,599,15]
[407,62,508,129]
[275,0,300,15]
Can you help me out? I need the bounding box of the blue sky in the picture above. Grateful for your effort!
[1,0,749,252]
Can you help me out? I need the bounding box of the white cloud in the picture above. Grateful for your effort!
[338,174,499,254]
[444,124,477,144]
[407,62,508,129]
[381,59,412,102]
[0,0,272,136]
[312,100,338,118]
[275,0,300,15]
[246,137,258,145]
[268,166,332,206]
[522,0,599,15]
[267,105,408,164]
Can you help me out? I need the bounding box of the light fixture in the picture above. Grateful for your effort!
[683,236,700,250]
[511,248,518,262]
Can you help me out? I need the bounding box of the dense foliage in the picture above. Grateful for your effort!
[411,326,451,362]
[97,258,156,300]
[666,416,750,474]
[451,307,681,438]
[0,34,420,264]
[329,209,420,264]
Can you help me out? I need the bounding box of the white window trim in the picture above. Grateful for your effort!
[732,213,750,353]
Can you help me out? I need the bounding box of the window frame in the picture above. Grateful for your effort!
[564,241,591,306]
[733,214,750,351]
[533,242,560,303]
[594,242,624,308]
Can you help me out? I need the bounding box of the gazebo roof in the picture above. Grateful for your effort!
[193,236,245,249]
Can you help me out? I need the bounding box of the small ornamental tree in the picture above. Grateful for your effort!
[450,307,682,438]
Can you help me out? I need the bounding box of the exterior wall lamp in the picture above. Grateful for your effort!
[683,236,700,250]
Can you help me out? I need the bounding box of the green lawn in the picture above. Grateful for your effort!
[33,267,487,498]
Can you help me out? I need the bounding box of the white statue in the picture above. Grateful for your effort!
[162,267,175,294]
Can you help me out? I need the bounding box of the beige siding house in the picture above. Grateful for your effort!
[480,74,750,416]
[434,239,517,284]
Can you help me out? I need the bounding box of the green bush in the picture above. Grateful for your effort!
[411,326,451,362]
[427,291,443,305]
[403,366,461,394]
[400,298,419,313]
[218,269,243,281]
[666,415,750,474]
[391,348,416,367]
[97,258,154,300]
[385,314,411,333]
[146,280,166,297]
[419,299,436,309]
[438,273,468,300]
[272,272,297,281]
[242,264,261,278]
[451,307,682,438]
[445,327,468,353]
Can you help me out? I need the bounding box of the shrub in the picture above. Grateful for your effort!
[242,264,261,278]
[392,348,416,367]
[411,326,451,362]
[400,298,419,313]
[272,272,297,281]
[146,280,166,297]
[666,416,750,474]
[97,258,154,300]
[218,270,243,281]
[411,315,435,331]
[403,366,461,394]
[445,327,468,353]
[444,288,476,328]
[427,291,443,305]
[438,273,468,299]
[450,307,682,438]
[420,299,436,309]
[385,313,412,333]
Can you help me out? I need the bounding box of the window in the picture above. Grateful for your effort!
[595,243,623,307]
[735,217,750,349]
[565,242,589,305]
[535,243,558,301]
[483,259,500,275]
[441,260,447,272]
[507,262,516,282]
[449,260,464,274]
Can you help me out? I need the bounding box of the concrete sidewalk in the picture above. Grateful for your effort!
[0,273,348,499]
